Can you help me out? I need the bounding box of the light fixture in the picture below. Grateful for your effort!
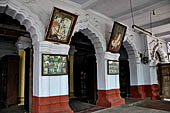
[129,0,150,64]
[132,25,152,36]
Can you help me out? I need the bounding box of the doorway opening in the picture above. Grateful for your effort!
[69,32,97,105]
[0,13,33,112]
[155,52,162,97]
[119,45,130,98]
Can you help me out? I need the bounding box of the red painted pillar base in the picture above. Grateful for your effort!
[142,84,161,100]
[96,89,125,108]
[151,84,161,100]
[130,85,145,99]
[130,85,161,100]
[32,95,73,113]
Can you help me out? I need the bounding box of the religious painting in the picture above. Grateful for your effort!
[107,60,119,75]
[42,54,68,76]
[45,7,78,44]
[108,21,127,53]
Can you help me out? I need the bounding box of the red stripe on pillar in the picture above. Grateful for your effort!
[130,84,160,100]
[32,95,73,113]
[96,89,125,108]
[130,85,146,98]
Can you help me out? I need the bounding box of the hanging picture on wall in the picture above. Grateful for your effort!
[42,54,68,76]
[45,7,78,44]
[107,21,127,53]
[107,60,119,75]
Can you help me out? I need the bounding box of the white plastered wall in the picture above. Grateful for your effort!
[1,0,169,97]
[0,0,111,97]
[147,35,169,85]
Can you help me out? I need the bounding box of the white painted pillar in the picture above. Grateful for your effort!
[32,41,73,113]
[104,52,120,90]
[148,60,160,100]
[128,57,146,98]
[149,60,158,85]
[96,52,125,107]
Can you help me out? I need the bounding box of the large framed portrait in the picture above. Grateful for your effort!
[108,21,127,53]
[42,54,68,76]
[107,60,119,75]
[45,7,78,44]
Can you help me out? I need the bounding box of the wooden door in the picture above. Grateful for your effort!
[158,63,170,99]
[7,56,19,105]
[0,55,19,106]
[119,60,130,98]
[74,52,97,104]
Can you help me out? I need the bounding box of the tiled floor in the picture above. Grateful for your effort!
[94,105,169,113]
[69,99,105,113]
[95,98,170,113]
[0,104,26,113]
[0,98,170,113]
[137,99,170,112]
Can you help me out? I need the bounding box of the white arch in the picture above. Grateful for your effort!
[71,20,106,90]
[73,20,106,54]
[123,36,139,60]
[123,35,140,86]
[0,0,44,44]
[155,47,168,63]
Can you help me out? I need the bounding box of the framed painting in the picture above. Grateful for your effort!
[107,21,127,53]
[107,60,119,75]
[45,7,78,44]
[42,54,68,76]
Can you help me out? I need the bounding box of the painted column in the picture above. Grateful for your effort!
[15,36,32,105]
[96,52,125,107]
[129,58,146,98]
[129,58,160,99]
[69,45,75,98]
[18,50,26,105]
[149,60,161,100]
[32,41,73,113]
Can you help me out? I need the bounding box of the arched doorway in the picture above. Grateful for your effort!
[0,13,33,112]
[155,52,162,97]
[119,45,130,98]
[69,32,97,104]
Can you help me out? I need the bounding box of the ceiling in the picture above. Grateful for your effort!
[69,0,170,41]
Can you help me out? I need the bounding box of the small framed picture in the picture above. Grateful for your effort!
[42,54,68,76]
[107,60,119,75]
[108,21,127,53]
[45,7,78,44]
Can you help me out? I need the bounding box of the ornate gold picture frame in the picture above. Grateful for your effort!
[45,7,78,44]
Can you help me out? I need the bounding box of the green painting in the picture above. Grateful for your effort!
[108,60,119,75]
[42,54,67,75]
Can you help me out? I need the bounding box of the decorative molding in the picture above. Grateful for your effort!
[76,12,105,38]
[39,41,70,55]
[74,16,106,54]
[15,36,32,50]
[0,0,44,45]
[123,35,139,60]
[156,47,169,63]
[149,39,160,60]
[104,52,120,60]
[148,38,169,63]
